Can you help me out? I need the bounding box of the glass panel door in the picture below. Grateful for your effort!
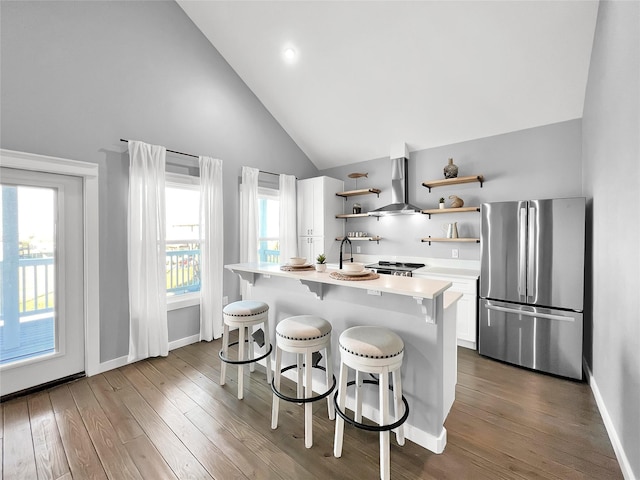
[1,184,56,365]
[0,167,84,397]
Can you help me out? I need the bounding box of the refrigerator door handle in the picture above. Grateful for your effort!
[518,205,527,299]
[484,303,575,322]
[527,206,537,301]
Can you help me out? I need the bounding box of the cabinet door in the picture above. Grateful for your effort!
[297,179,316,236]
[309,237,325,262]
[298,177,345,238]
[298,236,325,263]
[455,293,476,348]
[297,177,325,237]
[298,236,310,260]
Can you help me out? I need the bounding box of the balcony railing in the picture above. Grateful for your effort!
[0,256,55,320]
[166,243,201,295]
[1,256,56,365]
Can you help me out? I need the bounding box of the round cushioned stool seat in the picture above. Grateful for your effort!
[338,326,404,359]
[223,300,269,319]
[276,315,332,341]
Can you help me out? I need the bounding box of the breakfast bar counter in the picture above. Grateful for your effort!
[225,262,459,454]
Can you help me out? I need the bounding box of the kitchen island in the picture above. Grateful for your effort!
[225,262,459,453]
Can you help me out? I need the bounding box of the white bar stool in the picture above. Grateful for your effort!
[271,315,336,448]
[333,326,409,480]
[219,300,273,400]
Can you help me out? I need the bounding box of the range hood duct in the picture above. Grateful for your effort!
[369,156,420,216]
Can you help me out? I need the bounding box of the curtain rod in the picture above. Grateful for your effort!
[121,139,295,178]
[120,138,199,159]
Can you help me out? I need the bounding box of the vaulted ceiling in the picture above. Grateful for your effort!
[177,1,599,170]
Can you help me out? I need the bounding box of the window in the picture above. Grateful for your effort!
[258,187,280,264]
[165,174,200,304]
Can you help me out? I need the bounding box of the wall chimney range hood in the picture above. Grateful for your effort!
[369,144,420,216]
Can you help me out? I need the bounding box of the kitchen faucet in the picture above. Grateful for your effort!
[339,236,353,270]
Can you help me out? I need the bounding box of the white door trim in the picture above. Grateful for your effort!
[0,148,100,376]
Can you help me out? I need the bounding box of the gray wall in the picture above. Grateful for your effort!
[0,0,319,362]
[582,1,640,477]
[321,119,583,261]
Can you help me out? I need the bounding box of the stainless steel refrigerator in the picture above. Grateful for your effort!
[479,198,585,379]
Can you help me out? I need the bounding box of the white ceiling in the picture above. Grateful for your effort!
[177,0,598,170]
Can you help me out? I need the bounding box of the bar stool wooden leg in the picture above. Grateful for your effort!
[265,318,273,385]
[393,370,405,446]
[326,342,335,420]
[355,369,363,423]
[379,367,390,480]
[248,325,255,373]
[238,325,246,400]
[333,360,348,458]
[271,344,282,430]
[220,323,230,386]
[305,349,313,448]
[297,354,304,404]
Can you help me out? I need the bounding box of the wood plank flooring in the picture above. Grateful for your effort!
[1,339,623,479]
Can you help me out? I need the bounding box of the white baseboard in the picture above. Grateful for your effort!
[169,334,201,351]
[457,339,476,350]
[583,359,636,480]
[94,334,202,375]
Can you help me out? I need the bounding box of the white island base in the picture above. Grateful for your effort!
[226,262,460,454]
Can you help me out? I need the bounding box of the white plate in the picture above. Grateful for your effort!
[286,263,313,268]
[339,269,371,276]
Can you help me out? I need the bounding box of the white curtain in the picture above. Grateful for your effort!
[199,156,224,341]
[279,174,298,262]
[240,166,259,264]
[239,167,259,298]
[127,140,168,362]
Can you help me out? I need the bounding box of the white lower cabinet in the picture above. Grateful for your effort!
[414,273,478,350]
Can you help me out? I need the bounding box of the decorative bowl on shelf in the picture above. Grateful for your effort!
[342,262,365,273]
[289,257,307,266]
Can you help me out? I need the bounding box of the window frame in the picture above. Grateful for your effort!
[165,172,201,311]
[257,186,280,264]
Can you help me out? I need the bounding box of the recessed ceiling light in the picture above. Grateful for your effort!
[283,47,296,62]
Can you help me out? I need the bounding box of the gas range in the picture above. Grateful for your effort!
[365,261,426,277]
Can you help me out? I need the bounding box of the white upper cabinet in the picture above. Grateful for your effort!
[297,176,344,262]
[297,176,344,238]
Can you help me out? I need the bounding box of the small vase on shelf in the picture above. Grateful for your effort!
[439,197,445,209]
[443,158,458,179]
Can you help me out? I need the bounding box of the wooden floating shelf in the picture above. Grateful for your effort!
[422,175,484,192]
[421,237,480,245]
[335,213,370,219]
[421,206,480,218]
[336,236,381,244]
[336,188,381,198]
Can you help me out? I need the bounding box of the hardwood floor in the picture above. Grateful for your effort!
[1,339,623,479]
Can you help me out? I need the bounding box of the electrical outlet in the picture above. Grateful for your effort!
[223,296,229,305]
[356,246,361,254]
[451,249,459,259]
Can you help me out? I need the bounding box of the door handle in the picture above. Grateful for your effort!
[485,303,575,322]
[527,206,536,301]
[518,206,527,298]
